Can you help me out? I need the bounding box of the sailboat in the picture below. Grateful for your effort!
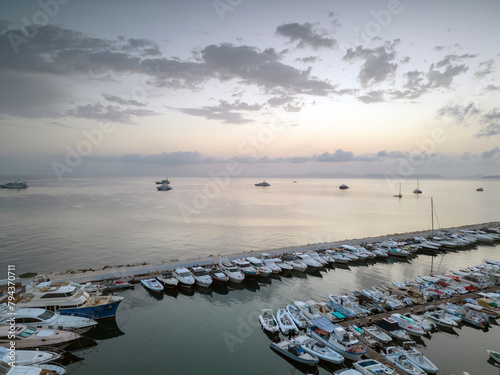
[393,182,402,198]
[413,177,422,194]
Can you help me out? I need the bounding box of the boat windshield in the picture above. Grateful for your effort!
[0,361,11,375]
[192,269,207,276]
[228,268,239,273]
[179,272,191,278]
[37,310,56,320]
[19,326,37,338]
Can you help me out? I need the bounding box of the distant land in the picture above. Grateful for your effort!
[483,175,500,179]
[363,173,442,179]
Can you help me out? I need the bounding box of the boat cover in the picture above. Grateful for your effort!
[310,317,337,333]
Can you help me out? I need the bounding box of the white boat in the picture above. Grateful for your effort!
[140,278,164,294]
[403,341,439,374]
[156,181,172,190]
[155,178,170,184]
[269,257,293,271]
[326,250,350,264]
[0,306,97,332]
[347,325,379,348]
[0,325,80,349]
[219,258,245,283]
[276,308,299,335]
[404,313,436,332]
[487,349,500,364]
[0,346,64,366]
[294,300,322,321]
[258,309,279,333]
[390,313,426,336]
[156,271,179,288]
[281,255,308,272]
[207,268,229,283]
[269,338,319,365]
[362,324,392,344]
[333,370,363,375]
[340,245,368,261]
[173,267,195,287]
[100,278,134,292]
[327,294,357,319]
[444,302,489,328]
[292,335,344,364]
[423,306,459,328]
[0,179,28,189]
[413,177,422,194]
[190,266,213,287]
[15,275,123,320]
[307,317,366,361]
[382,346,426,375]
[286,304,309,329]
[376,317,411,341]
[255,181,270,187]
[295,253,323,269]
[232,258,259,279]
[305,251,328,266]
[0,362,66,375]
[246,256,272,277]
[260,255,281,273]
[353,358,396,374]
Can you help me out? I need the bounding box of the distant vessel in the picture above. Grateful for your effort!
[155,178,170,184]
[476,187,484,191]
[0,179,28,189]
[156,178,172,191]
[413,177,422,194]
[255,181,270,187]
[393,182,402,198]
[339,184,349,190]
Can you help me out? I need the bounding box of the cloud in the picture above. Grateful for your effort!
[102,93,146,107]
[427,55,469,89]
[170,99,262,124]
[481,146,500,158]
[343,41,398,87]
[315,149,355,162]
[437,102,480,125]
[276,22,337,50]
[66,103,158,123]
[477,108,500,138]
[358,90,385,103]
[474,59,495,79]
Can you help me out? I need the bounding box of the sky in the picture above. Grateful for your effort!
[0,0,499,179]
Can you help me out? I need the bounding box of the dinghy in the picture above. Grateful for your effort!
[403,341,439,374]
[381,346,427,375]
[258,309,279,333]
[269,338,319,365]
[286,304,309,329]
[487,349,500,364]
[292,335,344,364]
[277,308,299,335]
[363,324,392,344]
[353,358,396,375]
[140,278,164,294]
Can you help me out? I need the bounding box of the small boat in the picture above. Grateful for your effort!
[487,349,500,363]
[219,258,245,283]
[0,325,80,349]
[246,256,272,277]
[353,358,396,374]
[155,178,170,184]
[258,309,279,333]
[328,294,357,319]
[0,306,97,332]
[173,267,195,287]
[294,300,323,321]
[362,324,392,344]
[156,271,179,288]
[339,184,349,190]
[259,255,282,273]
[233,258,259,279]
[269,257,293,272]
[277,308,299,335]
[423,306,459,328]
[156,181,172,191]
[307,317,366,361]
[390,313,426,336]
[382,346,426,375]
[403,341,439,374]
[0,362,66,375]
[207,268,229,283]
[476,187,484,191]
[281,255,308,272]
[269,338,319,365]
[413,177,422,194]
[101,279,134,292]
[376,317,411,341]
[295,253,323,270]
[140,278,164,294]
[0,346,64,366]
[190,266,213,287]
[255,181,270,187]
[292,335,344,364]
[348,325,380,348]
[286,304,309,329]
[393,182,402,198]
[0,179,28,189]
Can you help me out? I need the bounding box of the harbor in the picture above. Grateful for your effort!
[2,223,500,374]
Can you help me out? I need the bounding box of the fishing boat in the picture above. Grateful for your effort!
[0,306,97,332]
[382,346,427,375]
[269,338,319,365]
[15,275,123,320]
[0,325,80,349]
[173,267,195,287]
[218,258,245,283]
[258,309,279,333]
[0,346,64,366]
[307,317,366,361]
[286,304,309,329]
[140,278,164,294]
[413,177,422,194]
[353,358,396,374]
[487,349,500,363]
[190,266,213,287]
[403,341,439,374]
[0,179,28,189]
[156,271,179,288]
[292,335,344,364]
[277,308,299,335]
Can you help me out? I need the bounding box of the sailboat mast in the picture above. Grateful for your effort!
[431,197,434,235]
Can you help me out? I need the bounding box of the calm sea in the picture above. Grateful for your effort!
[0,176,499,274]
[1,176,500,374]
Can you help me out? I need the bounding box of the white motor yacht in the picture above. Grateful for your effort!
[190,266,213,287]
[246,256,272,277]
[173,267,195,287]
[219,258,245,283]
